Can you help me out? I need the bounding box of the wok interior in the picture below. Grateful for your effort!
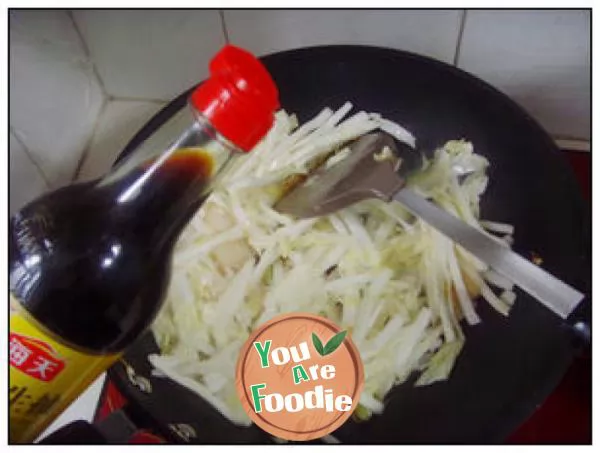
[112,46,589,444]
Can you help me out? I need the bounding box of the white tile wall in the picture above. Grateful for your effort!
[458,10,590,140]
[72,10,226,101]
[9,10,105,188]
[225,10,462,63]
[78,99,166,182]
[9,131,49,214]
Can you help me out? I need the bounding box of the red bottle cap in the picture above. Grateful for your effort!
[190,45,280,152]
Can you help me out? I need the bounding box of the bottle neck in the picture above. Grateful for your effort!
[97,116,238,247]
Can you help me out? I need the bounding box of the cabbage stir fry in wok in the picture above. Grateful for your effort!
[149,102,516,425]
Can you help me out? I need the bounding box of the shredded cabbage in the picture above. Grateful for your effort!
[149,103,517,427]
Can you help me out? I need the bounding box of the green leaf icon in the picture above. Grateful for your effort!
[312,333,324,355]
[322,330,347,356]
[312,330,347,356]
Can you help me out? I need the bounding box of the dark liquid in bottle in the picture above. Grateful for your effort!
[9,149,213,353]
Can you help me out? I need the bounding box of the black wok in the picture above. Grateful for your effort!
[108,45,591,444]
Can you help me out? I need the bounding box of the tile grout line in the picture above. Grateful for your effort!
[110,95,169,104]
[67,10,111,183]
[9,126,52,188]
[71,98,169,182]
[71,99,108,182]
[219,10,231,44]
[453,9,468,67]
[68,10,108,96]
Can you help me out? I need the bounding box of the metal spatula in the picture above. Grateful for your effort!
[274,132,584,319]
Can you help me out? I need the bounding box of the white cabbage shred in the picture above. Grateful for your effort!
[149,102,516,425]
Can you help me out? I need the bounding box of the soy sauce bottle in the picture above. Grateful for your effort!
[9,45,279,443]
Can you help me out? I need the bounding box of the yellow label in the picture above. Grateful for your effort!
[9,297,120,443]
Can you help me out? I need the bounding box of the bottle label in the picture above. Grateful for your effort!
[9,295,120,443]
